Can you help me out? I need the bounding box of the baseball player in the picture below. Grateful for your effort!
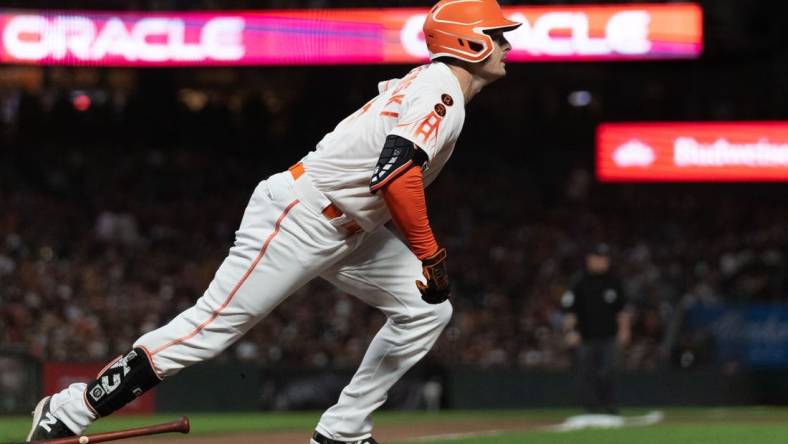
[27,1,520,443]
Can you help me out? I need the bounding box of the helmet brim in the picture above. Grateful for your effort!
[483,19,521,33]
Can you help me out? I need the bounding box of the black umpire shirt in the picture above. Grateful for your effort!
[562,272,625,340]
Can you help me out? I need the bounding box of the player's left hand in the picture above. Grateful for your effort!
[416,248,451,304]
[565,331,581,348]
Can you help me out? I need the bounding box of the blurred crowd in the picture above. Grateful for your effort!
[2,150,785,371]
[1,74,785,372]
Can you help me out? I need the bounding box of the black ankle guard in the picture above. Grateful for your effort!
[86,348,161,417]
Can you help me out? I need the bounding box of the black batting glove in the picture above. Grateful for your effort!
[416,248,451,304]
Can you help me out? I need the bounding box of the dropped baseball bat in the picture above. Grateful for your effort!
[31,416,190,444]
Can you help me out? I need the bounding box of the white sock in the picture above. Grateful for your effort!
[50,383,97,435]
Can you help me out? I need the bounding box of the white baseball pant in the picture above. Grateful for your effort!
[49,168,453,442]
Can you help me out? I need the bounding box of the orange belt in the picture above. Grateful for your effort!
[289,163,362,234]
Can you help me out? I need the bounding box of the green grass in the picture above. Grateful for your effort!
[403,424,788,444]
[3,408,788,443]
[400,408,788,444]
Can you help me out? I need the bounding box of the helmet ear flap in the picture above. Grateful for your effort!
[449,35,492,62]
[454,37,485,54]
[466,40,484,53]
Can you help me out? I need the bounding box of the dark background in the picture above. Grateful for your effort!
[0,0,786,375]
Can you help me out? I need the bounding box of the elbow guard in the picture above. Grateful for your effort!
[370,135,428,193]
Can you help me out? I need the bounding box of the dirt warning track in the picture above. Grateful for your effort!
[125,417,549,444]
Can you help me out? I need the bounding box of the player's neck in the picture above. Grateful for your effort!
[446,64,489,105]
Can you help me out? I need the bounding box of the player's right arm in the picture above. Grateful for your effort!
[367,70,462,304]
[614,279,632,347]
[371,134,449,304]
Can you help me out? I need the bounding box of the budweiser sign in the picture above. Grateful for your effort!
[0,4,702,66]
[674,137,788,167]
[597,123,788,182]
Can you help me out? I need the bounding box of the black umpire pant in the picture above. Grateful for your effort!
[577,337,618,414]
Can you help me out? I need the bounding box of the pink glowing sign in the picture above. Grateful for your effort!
[0,4,702,66]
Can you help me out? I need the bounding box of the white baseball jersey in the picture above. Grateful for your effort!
[302,61,466,232]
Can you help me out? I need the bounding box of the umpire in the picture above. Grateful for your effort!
[561,243,631,414]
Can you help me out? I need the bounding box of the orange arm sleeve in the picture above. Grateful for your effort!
[380,165,439,260]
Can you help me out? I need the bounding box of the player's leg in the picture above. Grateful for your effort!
[576,341,598,413]
[596,339,618,414]
[34,173,350,439]
[314,226,453,442]
[585,339,612,414]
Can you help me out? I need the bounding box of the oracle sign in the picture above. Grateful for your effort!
[0,4,702,66]
[2,15,244,63]
[597,123,788,182]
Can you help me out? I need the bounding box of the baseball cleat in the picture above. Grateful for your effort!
[27,396,77,442]
[311,430,379,444]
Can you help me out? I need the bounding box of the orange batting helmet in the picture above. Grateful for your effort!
[424,0,521,63]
